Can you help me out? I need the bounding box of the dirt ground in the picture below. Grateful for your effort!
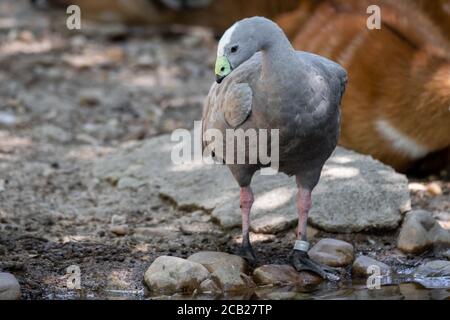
[0,0,448,299]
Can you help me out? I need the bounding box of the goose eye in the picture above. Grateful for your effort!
[230,45,239,53]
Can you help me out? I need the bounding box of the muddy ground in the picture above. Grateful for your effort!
[0,0,449,299]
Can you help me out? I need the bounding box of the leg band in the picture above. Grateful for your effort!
[293,240,310,252]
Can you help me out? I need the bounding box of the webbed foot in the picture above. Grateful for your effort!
[291,249,341,281]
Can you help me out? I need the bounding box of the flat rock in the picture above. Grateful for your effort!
[93,133,411,233]
[0,272,21,300]
[253,264,322,286]
[308,238,354,267]
[188,251,253,292]
[144,256,210,293]
[414,260,450,278]
[397,210,450,254]
[352,255,391,277]
[188,251,247,273]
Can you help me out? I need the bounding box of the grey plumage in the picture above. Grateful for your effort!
[202,17,347,190]
[201,17,347,279]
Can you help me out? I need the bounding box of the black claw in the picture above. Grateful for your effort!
[239,244,258,268]
[291,250,341,281]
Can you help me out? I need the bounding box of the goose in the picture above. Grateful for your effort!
[202,16,347,280]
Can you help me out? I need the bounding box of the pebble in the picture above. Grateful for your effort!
[414,260,450,278]
[397,210,450,254]
[0,112,17,126]
[352,255,391,277]
[109,224,129,236]
[253,264,322,286]
[144,256,209,293]
[444,249,450,260]
[0,272,21,300]
[308,238,354,267]
[188,251,254,291]
[426,182,442,196]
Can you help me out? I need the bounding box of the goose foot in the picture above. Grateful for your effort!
[291,249,341,281]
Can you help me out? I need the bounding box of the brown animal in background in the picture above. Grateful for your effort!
[35,0,300,31]
[278,0,450,173]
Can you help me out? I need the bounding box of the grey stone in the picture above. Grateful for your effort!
[109,224,129,236]
[444,249,450,260]
[352,255,391,277]
[308,238,354,267]
[144,256,210,293]
[0,273,21,300]
[199,278,221,294]
[397,210,450,254]
[188,251,253,292]
[210,267,255,292]
[414,260,450,278]
[188,251,247,273]
[93,133,411,233]
[253,264,322,286]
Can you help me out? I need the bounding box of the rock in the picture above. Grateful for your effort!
[0,272,21,300]
[109,224,129,236]
[414,260,450,278]
[210,268,255,292]
[253,264,322,286]
[352,255,391,277]
[93,133,411,233]
[426,182,442,196]
[188,251,247,273]
[429,225,450,247]
[199,279,221,294]
[408,182,426,192]
[397,210,450,254]
[188,251,253,292]
[308,238,354,267]
[78,88,103,107]
[444,249,450,260]
[0,112,17,126]
[144,256,209,293]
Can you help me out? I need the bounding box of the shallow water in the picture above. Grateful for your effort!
[47,275,450,300]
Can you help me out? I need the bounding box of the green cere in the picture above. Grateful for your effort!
[215,56,232,77]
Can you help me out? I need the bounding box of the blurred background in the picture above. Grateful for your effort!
[21,0,450,175]
[0,0,449,299]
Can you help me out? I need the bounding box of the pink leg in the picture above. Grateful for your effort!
[295,177,311,241]
[240,186,254,247]
[239,186,257,263]
[291,176,340,281]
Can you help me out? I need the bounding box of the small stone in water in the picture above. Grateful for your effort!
[253,264,322,287]
[414,260,450,278]
[352,255,391,277]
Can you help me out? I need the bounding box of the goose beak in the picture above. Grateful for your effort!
[215,56,232,84]
[216,75,225,84]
